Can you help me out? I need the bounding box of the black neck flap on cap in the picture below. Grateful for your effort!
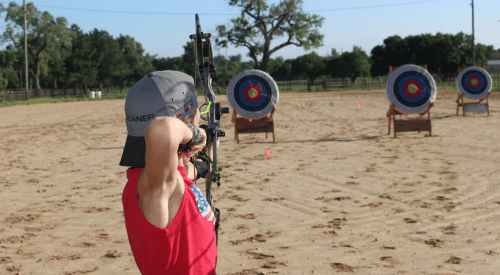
[119,135,146,167]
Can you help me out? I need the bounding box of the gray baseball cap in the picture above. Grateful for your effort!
[119,70,199,167]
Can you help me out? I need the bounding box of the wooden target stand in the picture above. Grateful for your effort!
[386,64,432,138]
[456,93,490,116]
[456,66,490,117]
[232,108,276,144]
[386,103,433,138]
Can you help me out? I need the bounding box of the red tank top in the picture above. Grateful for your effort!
[122,166,217,275]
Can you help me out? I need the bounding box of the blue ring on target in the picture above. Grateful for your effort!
[393,71,431,107]
[460,70,487,95]
[234,76,272,112]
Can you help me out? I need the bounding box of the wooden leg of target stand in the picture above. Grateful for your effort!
[423,103,433,136]
[462,95,465,117]
[387,104,394,135]
[232,109,237,141]
[232,109,240,144]
[418,113,422,134]
[388,115,391,135]
[418,103,433,136]
[269,108,276,143]
[487,96,490,116]
[479,93,491,116]
[393,110,397,138]
[429,109,432,136]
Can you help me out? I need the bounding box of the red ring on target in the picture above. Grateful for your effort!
[403,80,422,98]
[468,76,481,89]
[243,84,263,103]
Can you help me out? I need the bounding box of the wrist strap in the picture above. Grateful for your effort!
[180,123,203,152]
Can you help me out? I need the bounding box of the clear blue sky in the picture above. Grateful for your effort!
[2,0,499,61]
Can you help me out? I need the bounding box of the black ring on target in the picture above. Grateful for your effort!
[233,75,272,112]
[393,71,431,107]
[460,70,487,95]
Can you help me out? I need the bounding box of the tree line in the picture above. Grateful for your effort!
[0,1,498,95]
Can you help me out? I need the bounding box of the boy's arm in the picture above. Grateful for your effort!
[144,116,193,188]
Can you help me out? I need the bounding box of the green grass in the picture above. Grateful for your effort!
[0,90,129,108]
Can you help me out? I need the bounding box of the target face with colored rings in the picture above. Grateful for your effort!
[386,64,437,113]
[456,66,492,99]
[227,69,279,119]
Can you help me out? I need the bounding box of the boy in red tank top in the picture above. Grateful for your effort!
[120,71,217,274]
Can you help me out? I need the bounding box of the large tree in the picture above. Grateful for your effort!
[269,56,293,80]
[117,34,155,89]
[370,32,496,77]
[41,33,72,90]
[65,25,99,91]
[292,51,325,83]
[216,0,324,72]
[0,45,21,89]
[335,46,370,83]
[89,29,128,90]
[0,2,70,96]
[152,56,183,72]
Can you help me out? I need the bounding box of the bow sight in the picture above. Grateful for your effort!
[190,14,229,248]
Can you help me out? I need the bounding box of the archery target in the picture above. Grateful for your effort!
[386,64,437,113]
[227,70,279,119]
[456,66,492,99]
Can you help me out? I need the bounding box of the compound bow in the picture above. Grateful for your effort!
[189,14,229,247]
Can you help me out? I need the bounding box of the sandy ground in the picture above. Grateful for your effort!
[1,89,500,275]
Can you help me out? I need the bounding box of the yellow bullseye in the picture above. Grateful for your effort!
[248,88,259,98]
[408,84,419,94]
[471,79,478,86]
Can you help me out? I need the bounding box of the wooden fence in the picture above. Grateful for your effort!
[2,73,500,102]
[279,72,500,93]
[0,85,129,102]
[277,77,388,92]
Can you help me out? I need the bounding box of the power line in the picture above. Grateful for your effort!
[474,5,500,15]
[308,0,447,12]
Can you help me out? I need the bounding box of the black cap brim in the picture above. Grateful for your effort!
[119,135,146,167]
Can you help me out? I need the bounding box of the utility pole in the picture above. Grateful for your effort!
[471,0,475,66]
[24,0,28,100]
